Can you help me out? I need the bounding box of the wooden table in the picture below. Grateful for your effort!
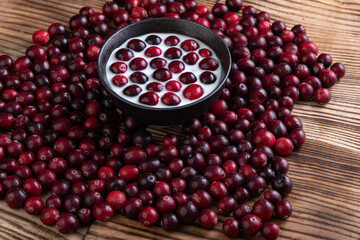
[0,0,359,239]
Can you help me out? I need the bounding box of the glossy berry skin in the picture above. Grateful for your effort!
[199,209,218,229]
[5,188,28,209]
[314,88,331,104]
[272,174,293,197]
[25,196,44,215]
[245,175,266,196]
[252,199,274,221]
[40,207,60,225]
[93,202,114,221]
[233,204,251,221]
[161,213,179,231]
[123,198,143,218]
[261,222,280,240]
[176,201,199,224]
[222,218,239,238]
[239,214,262,237]
[56,213,79,233]
[32,30,50,45]
[156,195,176,214]
[276,199,293,219]
[139,206,159,226]
[275,137,294,155]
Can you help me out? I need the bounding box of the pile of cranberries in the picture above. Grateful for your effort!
[108,33,220,106]
[0,0,345,239]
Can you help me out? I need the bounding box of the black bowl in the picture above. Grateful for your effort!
[98,18,231,126]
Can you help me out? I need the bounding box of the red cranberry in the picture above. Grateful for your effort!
[240,214,262,237]
[139,206,159,226]
[330,62,346,79]
[40,207,60,225]
[23,178,42,196]
[276,199,292,219]
[123,85,142,96]
[123,198,143,218]
[275,137,294,155]
[261,222,280,240]
[245,175,266,196]
[82,191,103,208]
[148,3,167,17]
[233,203,251,220]
[222,218,239,238]
[156,195,176,214]
[252,199,274,221]
[199,209,218,229]
[5,188,28,208]
[56,213,79,233]
[264,189,282,204]
[77,207,92,226]
[93,202,114,221]
[176,201,198,224]
[160,213,179,231]
[272,174,293,197]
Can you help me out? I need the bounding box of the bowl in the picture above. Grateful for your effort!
[97,18,231,126]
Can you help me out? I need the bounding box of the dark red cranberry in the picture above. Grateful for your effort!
[56,213,78,233]
[261,222,280,240]
[240,214,262,237]
[5,188,28,208]
[276,199,292,219]
[264,189,282,204]
[272,174,293,197]
[46,195,62,209]
[233,203,251,221]
[123,197,143,218]
[252,199,274,221]
[245,175,266,196]
[222,218,239,238]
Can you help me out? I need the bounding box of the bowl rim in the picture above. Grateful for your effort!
[97,18,232,112]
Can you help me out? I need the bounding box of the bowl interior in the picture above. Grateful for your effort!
[98,18,231,111]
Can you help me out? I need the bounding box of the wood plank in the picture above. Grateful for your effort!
[0,0,359,239]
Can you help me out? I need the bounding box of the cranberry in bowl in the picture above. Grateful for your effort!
[98,18,231,125]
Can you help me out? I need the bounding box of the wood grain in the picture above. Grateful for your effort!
[0,0,359,239]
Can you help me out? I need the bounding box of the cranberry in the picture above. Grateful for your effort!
[276,199,293,219]
[264,189,282,204]
[164,47,182,59]
[145,35,162,45]
[56,213,79,233]
[240,214,262,237]
[245,175,266,196]
[272,174,293,197]
[261,222,280,240]
[198,209,218,229]
[222,218,239,238]
[161,213,179,231]
[275,137,294,155]
[330,62,346,79]
[191,189,212,209]
[23,178,42,196]
[93,202,114,221]
[77,207,92,226]
[233,203,251,221]
[40,208,60,225]
[252,199,274,221]
[188,175,209,193]
[314,88,331,104]
[5,188,28,209]
[183,84,204,100]
[156,195,176,214]
[176,201,198,224]
[123,198,143,218]
[123,85,142,96]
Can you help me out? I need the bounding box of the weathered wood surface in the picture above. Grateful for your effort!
[0,0,359,239]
